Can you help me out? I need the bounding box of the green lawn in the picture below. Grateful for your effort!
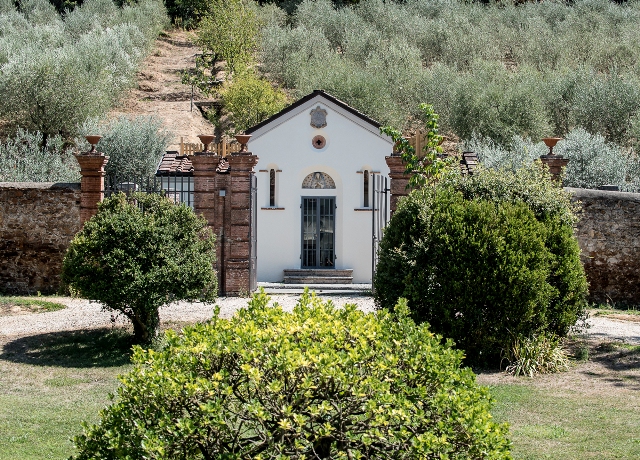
[0,296,67,314]
[0,329,132,460]
[488,384,640,459]
[2,326,640,459]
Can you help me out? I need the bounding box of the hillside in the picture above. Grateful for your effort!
[108,30,214,151]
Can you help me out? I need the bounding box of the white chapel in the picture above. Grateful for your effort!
[245,90,393,284]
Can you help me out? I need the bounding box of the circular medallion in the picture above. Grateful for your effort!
[312,135,326,149]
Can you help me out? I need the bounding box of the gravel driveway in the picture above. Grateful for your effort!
[1,295,638,345]
[0,295,375,338]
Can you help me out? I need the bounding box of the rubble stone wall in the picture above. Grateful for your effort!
[0,182,81,294]
[569,188,640,306]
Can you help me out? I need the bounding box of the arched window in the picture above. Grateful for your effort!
[364,170,370,208]
[302,172,336,189]
[269,169,276,207]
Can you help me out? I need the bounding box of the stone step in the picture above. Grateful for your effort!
[283,269,353,285]
[258,282,371,295]
[284,276,353,285]
[283,269,353,277]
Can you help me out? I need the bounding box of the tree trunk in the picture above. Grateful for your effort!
[131,309,160,344]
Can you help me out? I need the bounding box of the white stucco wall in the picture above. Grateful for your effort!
[249,94,392,283]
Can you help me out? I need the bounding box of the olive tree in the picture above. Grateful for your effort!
[62,193,217,344]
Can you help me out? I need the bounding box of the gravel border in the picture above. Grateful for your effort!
[0,295,375,338]
[1,296,638,345]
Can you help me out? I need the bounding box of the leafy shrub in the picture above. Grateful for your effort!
[196,0,260,73]
[555,128,631,189]
[503,333,569,377]
[72,290,512,459]
[374,165,588,366]
[464,134,546,172]
[218,68,288,133]
[0,129,79,182]
[0,0,167,139]
[467,128,638,190]
[79,116,172,183]
[62,193,217,344]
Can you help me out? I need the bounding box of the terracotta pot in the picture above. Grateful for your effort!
[235,134,252,153]
[85,135,102,153]
[542,137,562,155]
[197,134,216,152]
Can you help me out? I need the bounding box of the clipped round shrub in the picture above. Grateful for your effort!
[72,291,512,459]
[62,193,217,344]
[374,166,588,366]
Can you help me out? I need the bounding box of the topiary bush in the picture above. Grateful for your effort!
[72,290,512,459]
[374,164,588,366]
[62,192,217,344]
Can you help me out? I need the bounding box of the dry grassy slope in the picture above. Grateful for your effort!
[108,29,214,151]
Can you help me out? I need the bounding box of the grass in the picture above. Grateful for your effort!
[488,384,640,459]
[1,322,640,459]
[591,304,640,318]
[0,328,133,459]
[0,295,67,314]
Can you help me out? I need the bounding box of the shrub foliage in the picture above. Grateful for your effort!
[0,0,167,139]
[218,68,289,134]
[79,116,172,183]
[72,290,512,459]
[62,193,217,344]
[0,129,79,182]
[259,0,640,149]
[374,165,588,366]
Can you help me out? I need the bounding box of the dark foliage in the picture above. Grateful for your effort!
[62,193,217,344]
[374,166,588,366]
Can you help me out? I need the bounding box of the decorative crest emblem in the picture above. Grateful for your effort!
[310,106,327,128]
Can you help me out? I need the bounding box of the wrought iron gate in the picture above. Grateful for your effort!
[103,173,194,208]
[371,174,390,293]
[249,173,258,292]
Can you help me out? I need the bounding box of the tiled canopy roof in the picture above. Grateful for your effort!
[156,151,230,176]
[156,151,193,176]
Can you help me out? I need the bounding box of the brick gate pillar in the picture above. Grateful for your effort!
[539,155,569,183]
[75,147,109,224]
[188,149,228,293]
[385,153,411,216]
[224,149,259,296]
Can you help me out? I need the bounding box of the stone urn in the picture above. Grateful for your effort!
[235,134,252,153]
[85,135,102,154]
[542,137,562,156]
[197,134,216,153]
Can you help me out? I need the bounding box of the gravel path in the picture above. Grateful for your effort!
[1,295,638,345]
[0,295,375,338]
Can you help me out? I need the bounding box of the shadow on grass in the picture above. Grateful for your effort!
[0,328,134,368]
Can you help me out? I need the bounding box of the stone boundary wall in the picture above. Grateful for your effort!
[569,188,640,306]
[0,182,82,294]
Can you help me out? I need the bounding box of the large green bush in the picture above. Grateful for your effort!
[62,193,217,344]
[374,165,588,366]
[72,290,512,459]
